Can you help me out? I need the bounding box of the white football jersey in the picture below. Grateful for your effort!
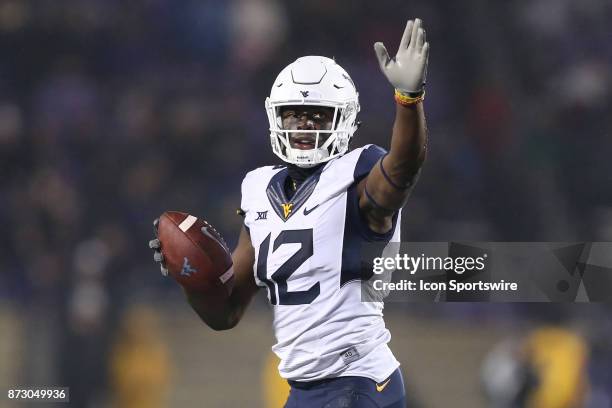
[241,144,401,383]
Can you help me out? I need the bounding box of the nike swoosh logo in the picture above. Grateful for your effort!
[376,379,391,392]
[303,204,321,216]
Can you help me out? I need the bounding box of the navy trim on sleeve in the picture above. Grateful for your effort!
[347,183,399,242]
[353,145,387,182]
[350,145,399,238]
[379,154,413,190]
[340,183,400,287]
[340,145,401,286]
[364,183,396,212]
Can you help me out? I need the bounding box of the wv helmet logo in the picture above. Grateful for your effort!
[300,91,309,97]
[181,257,197,276]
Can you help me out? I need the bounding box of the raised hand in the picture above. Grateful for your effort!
[374,18,429,94]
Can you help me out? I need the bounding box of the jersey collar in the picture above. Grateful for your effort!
[266,166,324,222]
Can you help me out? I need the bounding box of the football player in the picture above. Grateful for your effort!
[150,18,429,408]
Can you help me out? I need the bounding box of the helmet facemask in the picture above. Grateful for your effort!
[266,99,359,168]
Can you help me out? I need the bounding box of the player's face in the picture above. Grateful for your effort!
[280,106,335,150]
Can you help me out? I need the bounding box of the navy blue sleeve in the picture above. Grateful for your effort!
[339,145,401,286]
[341,184,400,286]
[353,145,387,182]
[345,184,400,242]
[345,145,399,243]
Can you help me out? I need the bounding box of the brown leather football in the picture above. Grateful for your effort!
[157,211,234,296]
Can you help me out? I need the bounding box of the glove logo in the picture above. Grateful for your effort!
[181,257,197,276]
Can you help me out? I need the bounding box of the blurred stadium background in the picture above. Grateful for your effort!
[0,0,611,407]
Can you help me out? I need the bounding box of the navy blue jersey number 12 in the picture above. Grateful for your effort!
[257,229,319,305]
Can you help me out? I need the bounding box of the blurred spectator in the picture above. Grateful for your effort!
[482,326,589,408]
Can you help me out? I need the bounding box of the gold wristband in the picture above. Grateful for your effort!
[394,89,425,106]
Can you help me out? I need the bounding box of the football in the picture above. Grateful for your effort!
[156,211,234,296]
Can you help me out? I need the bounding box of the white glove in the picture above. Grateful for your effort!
[374,18,429,94]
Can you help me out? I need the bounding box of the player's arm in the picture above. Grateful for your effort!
[150,225,259,331]
[358,18,430,233]
[184,226,258,330]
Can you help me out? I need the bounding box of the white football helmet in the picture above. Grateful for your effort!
[265,56,360,168]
